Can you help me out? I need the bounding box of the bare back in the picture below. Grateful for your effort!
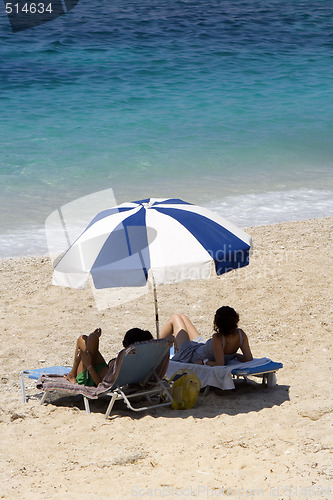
[222,328,243,354]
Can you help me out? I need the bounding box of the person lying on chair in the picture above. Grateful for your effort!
[159,306,253,366]
[65,327,153,386]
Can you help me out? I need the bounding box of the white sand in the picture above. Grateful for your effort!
[0,217,332,499]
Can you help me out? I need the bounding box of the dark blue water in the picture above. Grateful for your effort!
[0,0,332,256]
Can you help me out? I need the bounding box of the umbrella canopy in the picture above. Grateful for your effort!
[53,197,252,334]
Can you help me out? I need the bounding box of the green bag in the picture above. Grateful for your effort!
[169,369,201,410]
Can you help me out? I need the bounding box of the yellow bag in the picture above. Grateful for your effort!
[169,369,201,410]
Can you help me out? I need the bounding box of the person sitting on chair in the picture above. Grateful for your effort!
[65,327,153,386]
[159,306,253,366]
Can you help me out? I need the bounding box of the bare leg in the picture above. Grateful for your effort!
[65,334,88,383]
[179,314,201,341]
[65,328,105,383]
[85,328,106,366]
[159,314,201,350]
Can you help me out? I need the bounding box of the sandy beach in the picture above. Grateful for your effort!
[0,217,332,499]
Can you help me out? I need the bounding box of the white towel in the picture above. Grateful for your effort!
[166,357,275,391]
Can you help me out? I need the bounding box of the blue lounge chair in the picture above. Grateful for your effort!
[32,339,173,418]
[231,359,283,387]
[20,366,71,403]
[166,357,283,393]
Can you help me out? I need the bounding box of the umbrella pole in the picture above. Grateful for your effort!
[151,274,159,338]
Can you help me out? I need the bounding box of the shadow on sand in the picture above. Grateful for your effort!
[33,377,290,420]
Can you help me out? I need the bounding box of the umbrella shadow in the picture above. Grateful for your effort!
[150,380,290,420]
[39,379,289,419]
[198,380,290,418]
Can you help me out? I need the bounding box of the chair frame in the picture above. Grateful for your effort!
[27,339,173,418]
[20,366,71,403]
[38,368,172,418]
[231,360,283,388]
[103,375,172,419]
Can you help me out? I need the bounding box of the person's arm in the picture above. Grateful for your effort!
[86,365,104,386]
[234,330,253,362]
[80,350,104,385]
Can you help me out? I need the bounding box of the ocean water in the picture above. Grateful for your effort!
[0,0,333,257]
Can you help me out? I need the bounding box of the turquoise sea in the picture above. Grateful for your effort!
[1,0,333,257]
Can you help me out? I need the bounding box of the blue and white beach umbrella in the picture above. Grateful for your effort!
[53,198,252,335]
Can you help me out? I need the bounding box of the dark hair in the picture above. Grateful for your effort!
[214,306,239,337]
[122,328,153,348]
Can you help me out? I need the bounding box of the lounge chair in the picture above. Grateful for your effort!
[26,339,173,418]
[20,366,71,403]
[230,358,283,387]
[166,357,283,394]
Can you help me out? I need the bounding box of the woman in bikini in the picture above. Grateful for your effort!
[65,327,153,386]
[159,306,253,366]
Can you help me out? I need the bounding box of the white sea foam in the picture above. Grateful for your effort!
[0,226,49,259]
[0,188,332,258]
[205,188,333,228]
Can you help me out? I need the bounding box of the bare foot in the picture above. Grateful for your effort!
[93,328,101,338]
[64,373,77,384]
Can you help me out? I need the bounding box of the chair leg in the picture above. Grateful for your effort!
[203,386,210,396]
[83,396,90,414]
[104,393,117,419]
[20,372,26,403]
[39,392,47,405]
[267,372,277,388]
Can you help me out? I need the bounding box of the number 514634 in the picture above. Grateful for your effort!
[6,2,53,14]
